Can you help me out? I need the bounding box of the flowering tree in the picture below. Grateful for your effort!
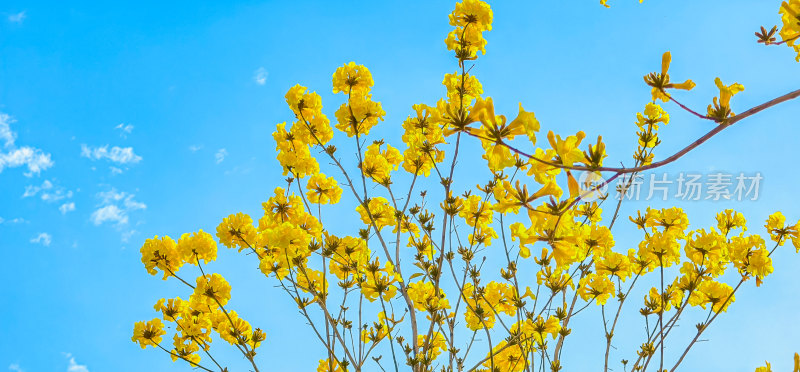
[131,1,800,371]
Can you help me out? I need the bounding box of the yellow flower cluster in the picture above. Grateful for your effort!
[446,0,493,60]
[306,173,342,205]
[633,102,669,164]
[133,274,264,367]
[132,1,800,371]
[401,104,446,177]
[780,0,800,61]
[332,62,385,137]
[462,281,518,330]
[362,142,402,184]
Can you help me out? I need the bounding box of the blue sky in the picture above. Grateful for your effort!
[1,0,799,371]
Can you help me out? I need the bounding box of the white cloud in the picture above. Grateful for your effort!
[63,353,88,372]
[0,113,16,147]
[114,123,134,137]
[8,11,26,24]
[30,232,52,246]
[91,205,125,225]
[0,147,54,176]
[215,148,227,164]
[254,67,268,85]
[22,179,73,202]
[80,144,141,164]
[122,229,138,243]
[188,144,203,152]
[0,112,54,176]
[60,202,76,214]
[8,364,24,372]
[109,166,123,175]
[91,188,146,227]
[0,217,27,224]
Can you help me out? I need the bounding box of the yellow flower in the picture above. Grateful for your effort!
[356,197,397,230]
[360,259,400,302]
[779,1,800,61]
[748,246,774,279]
[466,97,526,172]
[272,122,321,177]
[518,315,561,346]
[643,52,696,102]
[317,359,345,372]
[177,230,217,265]
[766,211,786,232]
[449,0,492,31]
[716,209,747,235]
[595,250,632,281]
[707,77,745,120]
[755,361,772,372]
[132,318,166,349]
[636,102,670,130]
[154,297,188,321]
[683,229,726,269]
[468,224,499,247]
[216,212,257,251]
[401,104,446,177]
[446,0,493,60]
[443,72,484,105]
[462,282,496,331]
[171,334,201,366]
[332,62,374,95]
[578,273,615,305]
[140,235,182,279]
[483,341,525,372]
[362,142,402,183]
[334,94,385,137]
[644,285,683,313]
[689,280,735,313]
[547,131,586,167]
[459,194,493,228]
[408,280,450,311]
[417,332,448,361]
[211,309,253,346]
[285,84,322,118]
[507,103,540,145]
[192,273,232,308]
[638,230,682,268]
[306,173,342,205]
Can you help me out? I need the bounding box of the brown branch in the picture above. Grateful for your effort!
[468,88,800,175]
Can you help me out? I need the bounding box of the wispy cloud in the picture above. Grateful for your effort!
[81,144,141,165]
[91,188,146,228]
[189,144,204,152]
[0,217,27,224]
[254,67,268,85]
[63,353,88,372]
[30,232,52,246]
[121,229,138,242]
[8,11,26,24]
[215,148,228,164]
[0,148,54,176]
[8,363,24,372]
[0,114,16,147]
[22,179,73,202]
[0,113,54,176]
[114,123,134,138]
[60,202,76,214]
